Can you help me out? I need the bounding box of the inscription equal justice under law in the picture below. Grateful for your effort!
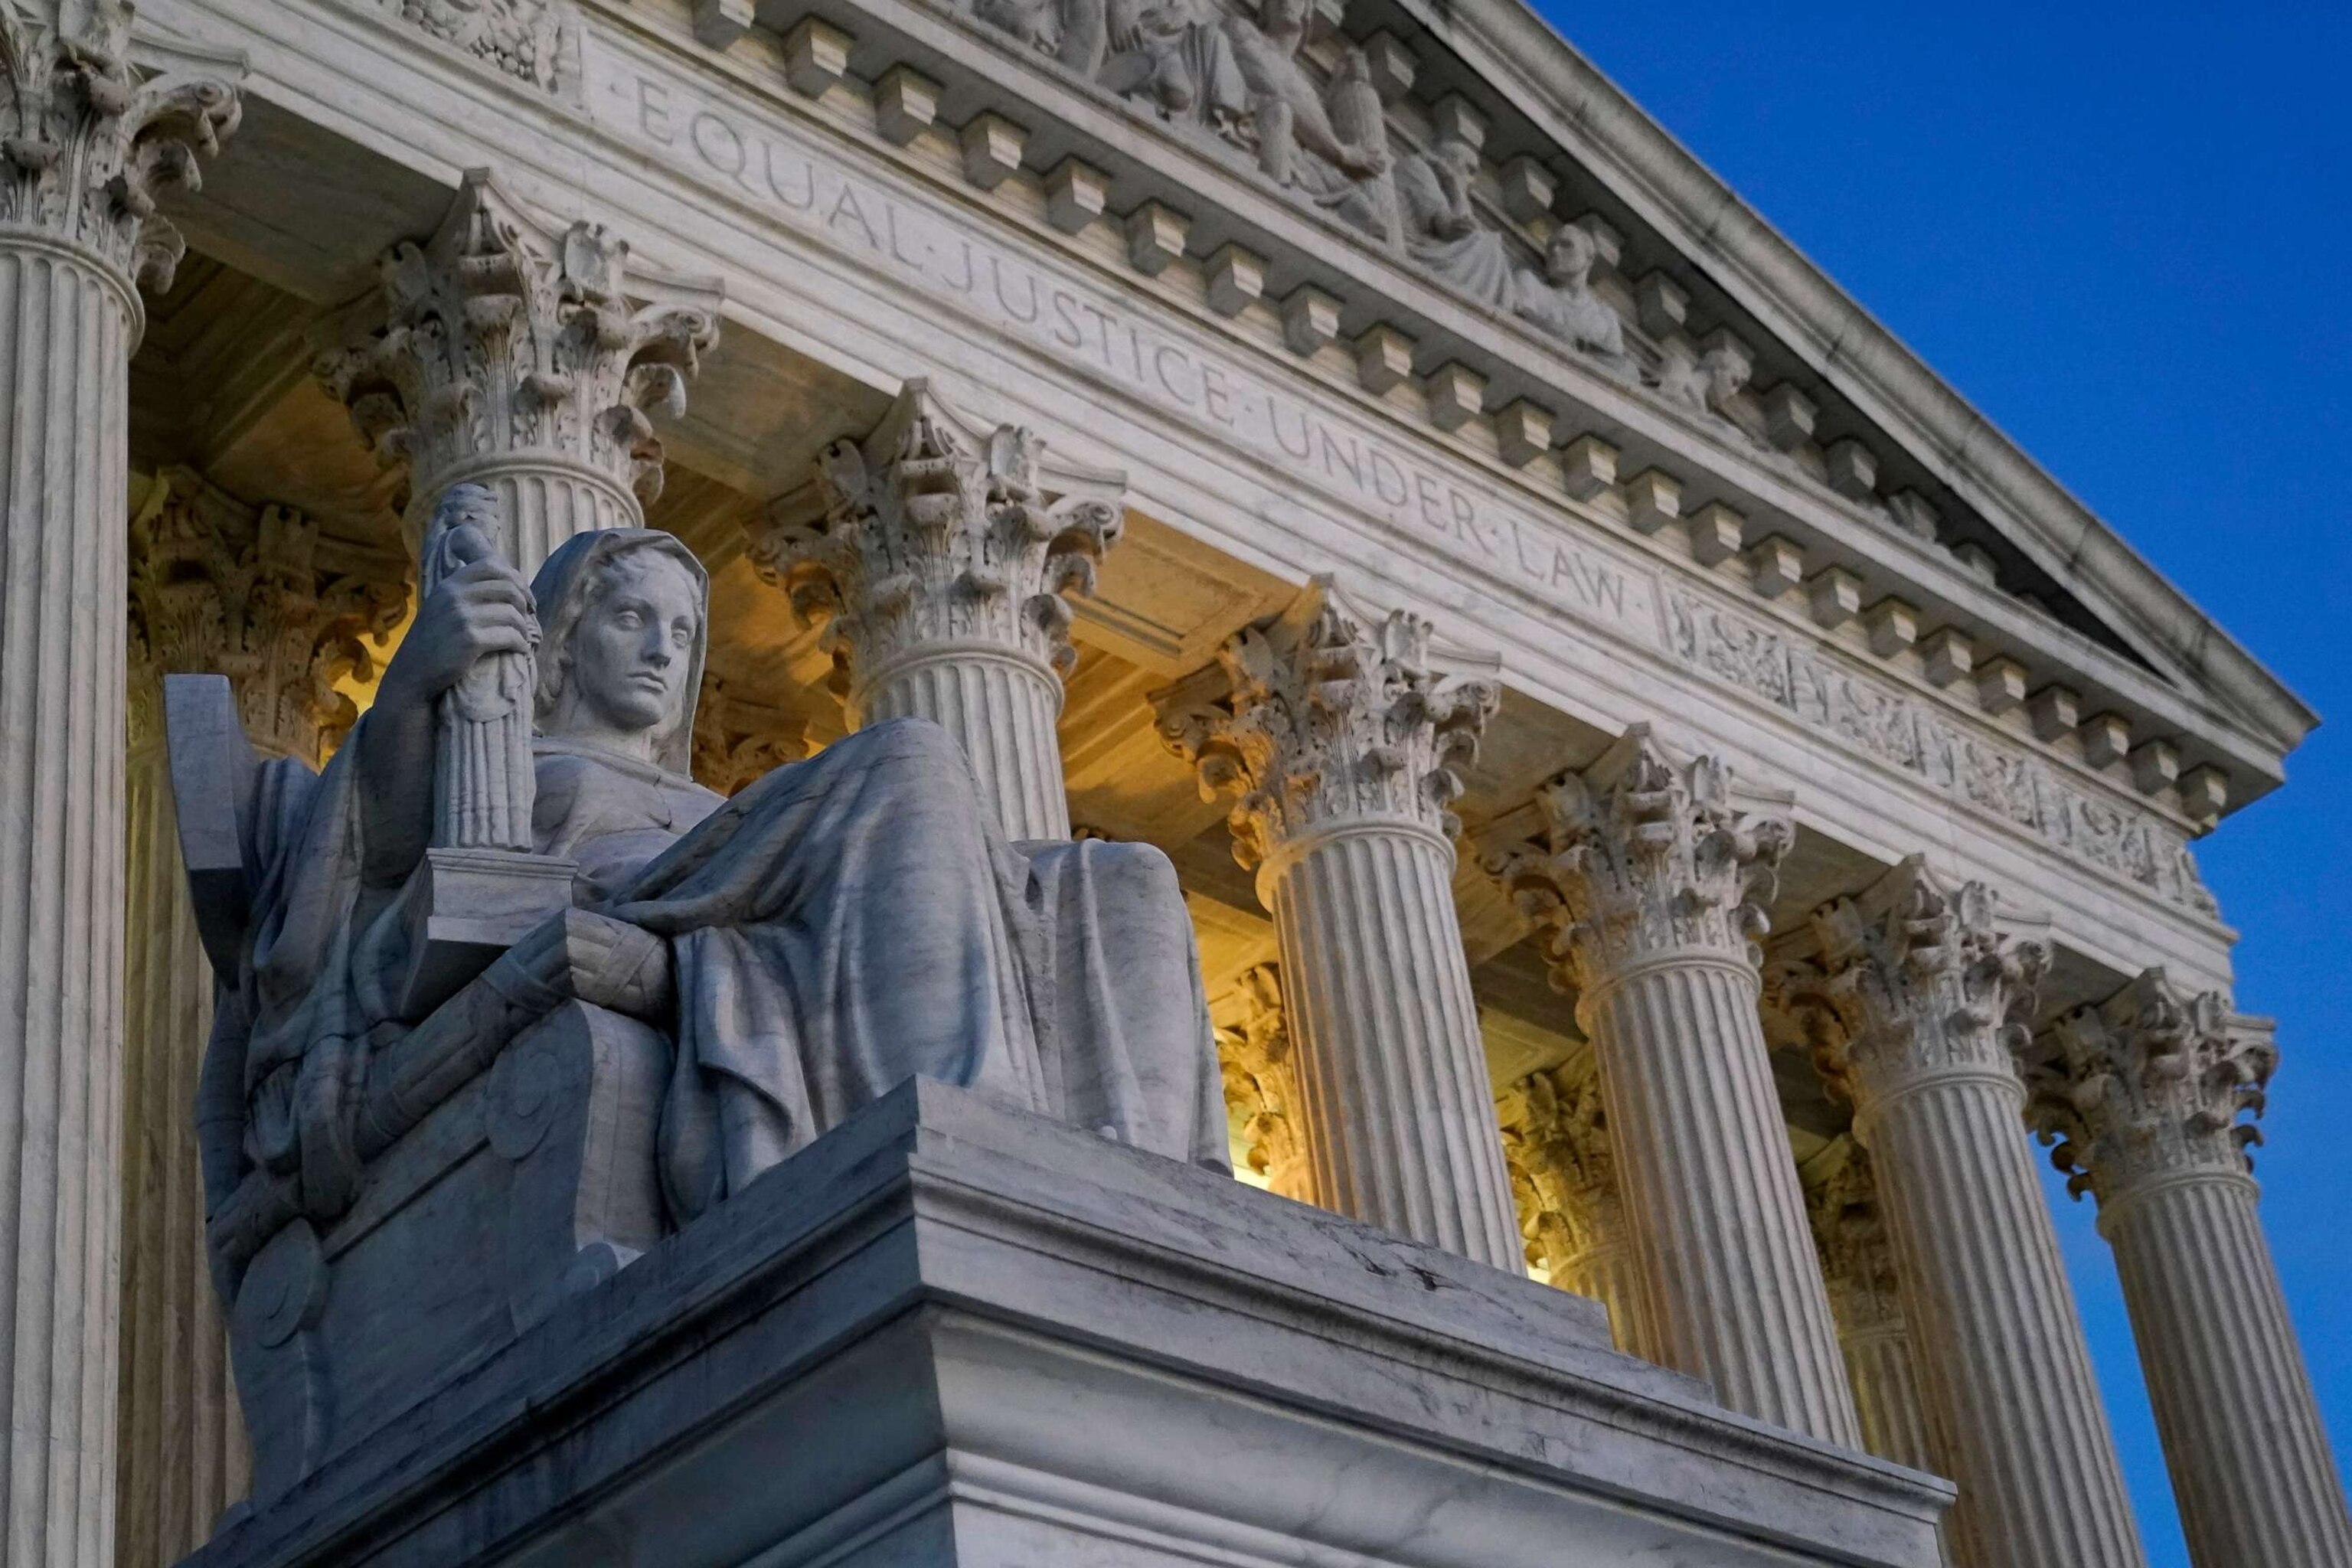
[586,47,1653,644]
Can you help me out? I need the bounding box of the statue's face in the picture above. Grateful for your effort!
[1547,227,1595,285]
[564,551,701,736]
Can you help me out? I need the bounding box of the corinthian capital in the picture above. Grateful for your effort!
[1499,1059,1618,1273]
[1805,1140,1903,1330]
[2023,969,2274,1204]
[1152,579,1500,868]
[1486,726,1792,995]
[317,168,722,527]
[1811,858,2048,1106]
[128,469,410,763]
[1214,962,1307,1197]
[0,2,241,292]
[746,379,1125,698]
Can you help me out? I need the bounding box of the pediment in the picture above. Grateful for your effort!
[679,0,2305,817]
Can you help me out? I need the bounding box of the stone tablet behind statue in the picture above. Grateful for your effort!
[172,488,1226,1510]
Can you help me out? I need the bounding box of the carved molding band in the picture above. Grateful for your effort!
[1664,586,2216,918]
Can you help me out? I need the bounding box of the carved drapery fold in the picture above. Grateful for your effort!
[317,168,722,573]
[1155,582,1520,1269]
[120,472,406,1568]
[2023,972,2352,1568]
[1213,962,1308,1199]
[1488,727,1859,1447]
[747,381,1123,841]
[0,8,240,1561]
[1811,858,2144,1568]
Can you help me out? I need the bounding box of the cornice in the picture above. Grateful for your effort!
[1387,0,2315,763]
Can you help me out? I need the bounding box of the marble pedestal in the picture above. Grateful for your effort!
[185,1079,1948,1568]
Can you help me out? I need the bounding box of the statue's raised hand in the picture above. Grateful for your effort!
[377,519,538,713]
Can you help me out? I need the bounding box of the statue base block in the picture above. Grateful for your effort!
[395,845,580,1020]
[187,1079,1949,1568]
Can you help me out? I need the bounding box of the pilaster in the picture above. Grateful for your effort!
[750,381,1124,841]
[2025,972,2352,1567]
[1488,727,1859,1446]
[317,168,723,574]
[0,9,239,1561]
[1814,858,2144,1568]
[119,472,404,1568]
[1155,580,1521,1269]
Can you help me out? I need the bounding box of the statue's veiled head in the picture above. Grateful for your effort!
[530,528,709,774]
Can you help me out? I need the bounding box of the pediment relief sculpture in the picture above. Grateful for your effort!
[169,482,1227,1507]
[390,0,580,94]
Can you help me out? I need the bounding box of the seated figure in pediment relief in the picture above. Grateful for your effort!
[1393,136,1517,309]
[1653,338,1768,445]
[201,486,1227,1243]
[1513,225,1635,376]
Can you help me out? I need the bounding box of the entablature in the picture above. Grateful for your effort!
[149,0,2238,978]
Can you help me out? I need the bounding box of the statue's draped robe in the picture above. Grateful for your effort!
[215,717,1227,1230]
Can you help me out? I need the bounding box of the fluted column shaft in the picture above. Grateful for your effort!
[852,645,1069,841]
[2102,1171,2352,1566]
[1266,822,1521,1269]
[120,736,247,1564]
[1863,1070,2141,1566]
[1489,727,1858,1445]
[1551,1224,1642,1350]
[2030,974,2352,1567]
[1584,953,1860,1442]
[1817,860,2142,1568]
[412,462,639,580]
[1841,1314,1936,1473]
[0,231,135,1568]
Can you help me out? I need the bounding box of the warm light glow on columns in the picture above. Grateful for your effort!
[1812,859,2145,1568]
[119,475,405,1568]
[2026,972,2352,1568]
[1214,963,1312,1199]
[750,381,1125,841]
[1802,1139,1936,1472]
[317,168,723,576]
[1499,1059,1642,1346]
[1489,728,1860,1446]
[1156,581,1521,1269]
[0,13,239,1562]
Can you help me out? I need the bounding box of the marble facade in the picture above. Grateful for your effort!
[0,0,2337,1563]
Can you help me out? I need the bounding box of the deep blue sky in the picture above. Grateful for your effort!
[1530,5,2352,1561]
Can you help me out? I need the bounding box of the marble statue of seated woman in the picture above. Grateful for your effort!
[202,489,1227,1247]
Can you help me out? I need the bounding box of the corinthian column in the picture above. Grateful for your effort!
[0,12,238,1563]
[1804,1140,1936,1472]
[2026,972,2352,1567]
[318,168,723,575]
[1154,581,1521,1269]
[1488,728,1859,1445]
[750,381,1125,841]
[1498,1058,1642,1345]
[119,473,404,1566]
[1814,859,2144,1568]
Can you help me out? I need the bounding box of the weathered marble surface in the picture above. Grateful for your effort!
[182,1079,1952,1568]
[174,499,1226,1506]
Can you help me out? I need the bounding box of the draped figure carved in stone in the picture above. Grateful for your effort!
[188,493,1226,1284]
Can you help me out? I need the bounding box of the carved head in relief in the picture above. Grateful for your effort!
[1544,224,1599,290]
[531,528,709,773]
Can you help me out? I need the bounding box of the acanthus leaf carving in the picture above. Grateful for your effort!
[1498,1057,1618,1278]
[745,379,1125,699]
[691,675,812,795]
[1810,857,2048,1108]
[128,469,411,765]
[315,168,721,526]
[1213,961,1307,1197]
[1485,726,1790,1011]
[2022,969,2275,1204]
[1151,577,1498,868]
[0,0,241,293]
[393,0,578,94]
[1803,1138,1903,1332]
